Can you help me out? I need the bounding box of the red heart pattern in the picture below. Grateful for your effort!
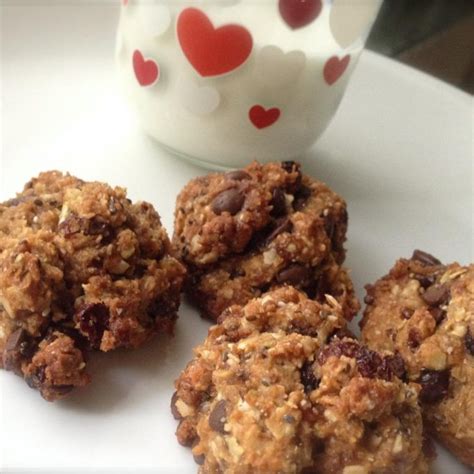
[249,105,281,129]
[279,0,322,29]
[177,8,253,77]
[323,55,350,85]
[133,50,160,87]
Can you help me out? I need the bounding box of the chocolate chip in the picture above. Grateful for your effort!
[293,186,312,211]
[3,329,35,372]
[5,328,28,352]
[265,217,293,244]
[401,308,414,320]
[211,189,244,216]
[53,384,74,396]
[226,170,251,181]
[412,250,441,266]
[429,307,446,325]
[281,161,303,193]
[171,392,182,420]
[193,452,205,465]
[108,197,118,214]
[25,365,46,389]
[208,400,227,434]
[414,274,436,289]
[311,438,325,455]
[328,327,356,342]
[276,264,312,287]
[281,161,299,174]
[465,328,474,355]
[421,284,450,307]
[300,361,319,393]
[323,217,335,240]
[283,414,295,423]
[418,369,450,403]
[270,187,287,217]
[364,294,375,305]
[408,328,422,349]
[75,303,110,349]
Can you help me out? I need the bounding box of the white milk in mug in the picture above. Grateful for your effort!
[117,0,382,169]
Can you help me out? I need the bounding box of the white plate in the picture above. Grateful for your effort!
[0,2,472,473]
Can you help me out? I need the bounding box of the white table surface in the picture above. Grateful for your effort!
[0,1,472,473]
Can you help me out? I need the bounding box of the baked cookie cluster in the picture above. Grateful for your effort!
[2,163,472,472]
[171,162,472,471]
[361,251,474,467]
[173,161,359,321]
[172,287,430,473]
[0,171,186,400]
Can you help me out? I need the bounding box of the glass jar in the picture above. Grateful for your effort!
[116,0,382,169]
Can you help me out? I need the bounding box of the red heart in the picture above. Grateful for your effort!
[323,55,350,85]
[177,8,253,77]
[122,0,128,5]
[279,0,322,29]
[133,50,159,87]
[249,106,281,129]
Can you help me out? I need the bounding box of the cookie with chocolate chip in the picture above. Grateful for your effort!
[360,251,474,467]
[172,287,430,473]
[173,161,359,321]
[0,171,186,400]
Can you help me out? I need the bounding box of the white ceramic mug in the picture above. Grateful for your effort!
[117,0,382,169]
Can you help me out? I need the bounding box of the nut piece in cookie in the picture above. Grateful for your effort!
[0,171,186,400]
[172,287,430,473]
[173,161,358,321]
[361,250,474,467]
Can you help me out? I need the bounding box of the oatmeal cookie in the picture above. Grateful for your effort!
[360,250,474,467]
[173,161,358,321]
[172,287,430,473]
[0,171,186,400]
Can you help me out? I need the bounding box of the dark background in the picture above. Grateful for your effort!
[367,0,474,94]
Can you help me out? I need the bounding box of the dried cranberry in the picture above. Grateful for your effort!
[418,369,450,403]
[318,339,359,365]
[355,347,382,378]
[378,353,406,381]
[75,303,110,349]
